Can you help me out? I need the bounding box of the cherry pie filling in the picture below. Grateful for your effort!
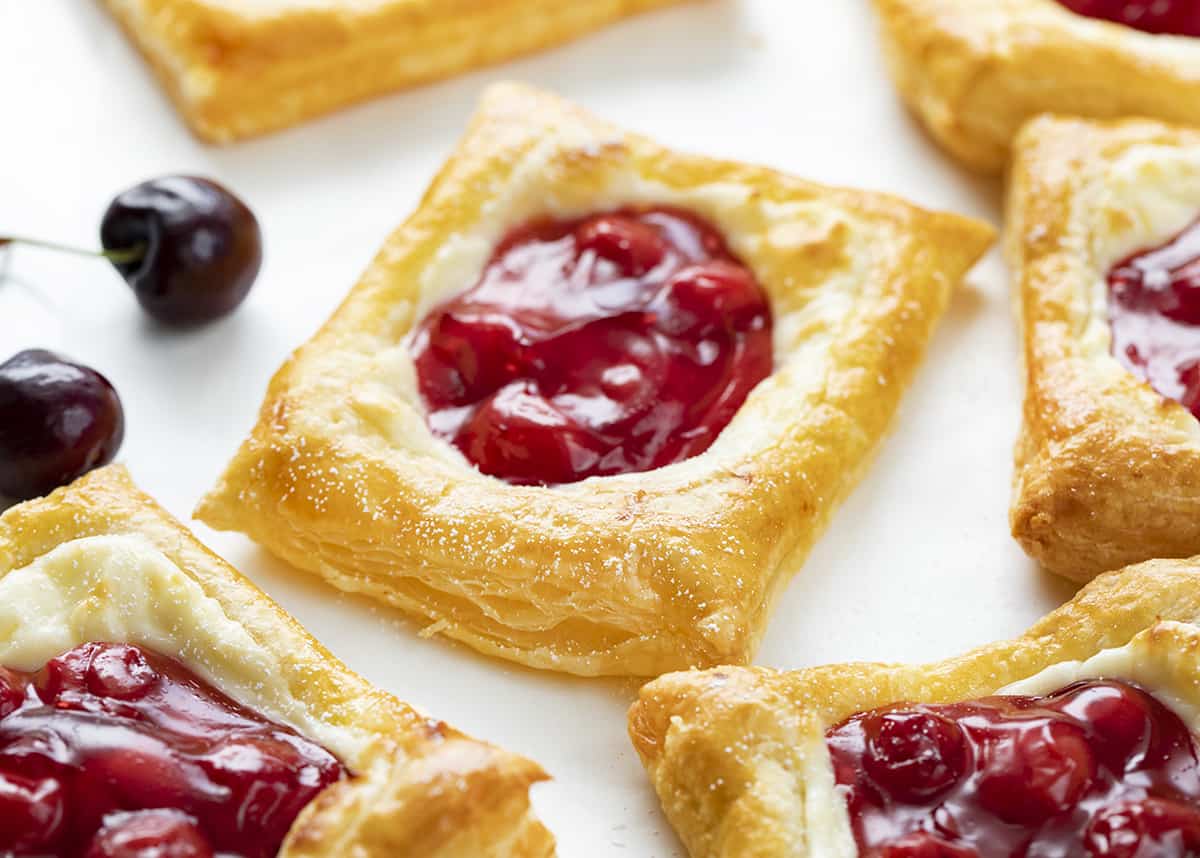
[1055,0,1200,37]
[1107,217,1200,418]
[0,642,346,858]
[409,207,773,485]
[826,680,1200,857]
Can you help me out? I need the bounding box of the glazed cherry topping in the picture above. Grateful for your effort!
[410,208,773,485]
[1056,0,1200,37]
[100,176,263,325]
[0,642,345,858]
[826,680,1200,858]
[0,349,125,502]
[1107,218,1200,418]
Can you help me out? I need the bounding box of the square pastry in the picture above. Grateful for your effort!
[197,82,994,677]
[630,555,1200,858]
[0,465,553,857]
[101,0,690,142]
[1009,116,1200,581]
[872,0,1200,172]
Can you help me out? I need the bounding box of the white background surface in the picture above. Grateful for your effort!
[1,2,1080,855]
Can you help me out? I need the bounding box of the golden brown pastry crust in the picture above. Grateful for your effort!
[629,556,1200,858]
[196,82,994,677]
[872,0,1200,172]
[0,466,553,858]
[101,0,690,142]
[1009,116,1200,581]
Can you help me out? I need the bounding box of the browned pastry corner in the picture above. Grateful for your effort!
[0,466,554,858]
[872,0,1200,172]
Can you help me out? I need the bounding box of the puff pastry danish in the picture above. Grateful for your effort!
[0,465,553,858]
[872,0,1200,172]
[1009,115,1200,581]
[101,0,690,142]
[196,82,994,677]
[629,554,1200,858]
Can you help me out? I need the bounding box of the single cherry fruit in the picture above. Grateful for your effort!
[1084,797,1200,857]
[862,710,968,803]
[86,810,214,858]
[975,719,1096,825]
[576,215,668,277]
[1056,682,1153,769]
[0,349,124,501]
[100,176,262,325]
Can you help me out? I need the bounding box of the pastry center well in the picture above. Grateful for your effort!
[1107,216,1200,417]
[826,679,1200,857]
[409,207,774,485]
[1056,0,1200,36]
[0,642,347,857]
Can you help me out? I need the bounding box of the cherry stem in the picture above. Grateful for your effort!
[0,235,145,266]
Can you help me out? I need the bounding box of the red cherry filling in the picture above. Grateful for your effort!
[0,643,346,858]
[1055,0,1200,36]
[410,208,773,485]
[826,680,1200,858]
[1107,217,1200,418]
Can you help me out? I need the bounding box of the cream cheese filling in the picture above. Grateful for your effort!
[0,534,371,764]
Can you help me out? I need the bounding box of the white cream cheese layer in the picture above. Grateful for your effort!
[1081,143,1200,358]
[0,535,370,763]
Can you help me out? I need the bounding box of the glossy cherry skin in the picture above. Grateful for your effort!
[826,680,1200,858]
[1107,217,1200,419]
[85,810,213,858]
[1056,0,1200,36]
[0,642,345,858]
[100,176,262,326]
[410,207,773,485]
[0,349,124,501]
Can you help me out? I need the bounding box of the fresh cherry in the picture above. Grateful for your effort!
[0,349,124,501]
[1084,797,1200,857]
[1,175,261,327]
[1056,0,1200,36]
[86,810,214,858]
[862,710,968,802]
[100,176,262,325]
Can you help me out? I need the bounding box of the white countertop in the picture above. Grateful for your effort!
[1,2,1072,854]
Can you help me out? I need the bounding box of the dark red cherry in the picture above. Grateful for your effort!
[1084,797,1200,857]
[863,710,968,802]
[974,719,1095,825]
[661,262,764,335]
[576,215,668,277]
[458,382,605,485]
[0,349,124,501]
[0,772,65,852]
[85,644,159,700]
[418,311,526,407]
[1056,682,1153,769]
[877,832,981,858]
[100,176,262,326]
[86,810,214,858]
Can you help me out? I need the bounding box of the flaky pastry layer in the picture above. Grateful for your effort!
[197,82,993,677]
[630,555,1200,858]
[101,0,688,141]
[1009,116,1200,581]
[0,466,553,858]
[872,0,1200,172]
